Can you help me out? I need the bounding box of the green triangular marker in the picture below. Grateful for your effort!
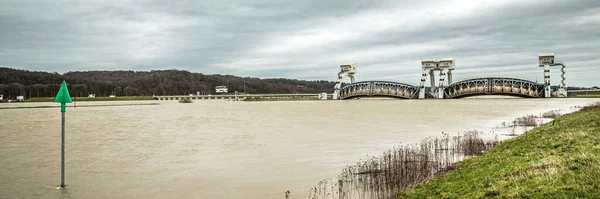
[54,81,72,113]
[54,80,72,187]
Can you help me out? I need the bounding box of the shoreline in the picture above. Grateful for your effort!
[308,101,599,199]
[22,96,155,102]
[0,102,160,109]
[242,97,322,101]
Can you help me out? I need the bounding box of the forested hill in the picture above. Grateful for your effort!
[0,67,335,99]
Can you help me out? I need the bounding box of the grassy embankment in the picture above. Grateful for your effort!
[25,96,154,102]
[396,103,600,198]
[243,97,321,101]
[572,90,600,98]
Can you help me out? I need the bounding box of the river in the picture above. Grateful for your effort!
[1,98,599,199]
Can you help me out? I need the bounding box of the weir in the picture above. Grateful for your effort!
[332,53,567,100]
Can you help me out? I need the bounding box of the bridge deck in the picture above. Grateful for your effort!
[335,77,545,100]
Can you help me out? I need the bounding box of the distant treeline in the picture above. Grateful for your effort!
[0,67,336,99]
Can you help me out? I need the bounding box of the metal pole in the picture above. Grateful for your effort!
[61,111,65,187]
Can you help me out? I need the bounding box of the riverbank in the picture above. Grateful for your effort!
[25,96,154,102]
[396,102,600,198]
[243,97,321,101]
[571,90,600,98]
[0,101,160,109]
[0,103,160,109]
[571,95,600,98]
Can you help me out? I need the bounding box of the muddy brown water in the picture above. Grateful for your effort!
[1,98,598,199]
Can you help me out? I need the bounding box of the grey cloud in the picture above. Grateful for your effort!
[0,0,599,87]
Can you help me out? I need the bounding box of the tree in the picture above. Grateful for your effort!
[0,67,336,97]
[124,86,139,96]
[71,84,88,97]
[8,82,24,99]
[24,85,33,99]
[112,86,123,96]
[0,84,6,95]
[30,84,43,98]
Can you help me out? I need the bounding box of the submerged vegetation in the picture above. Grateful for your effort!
[541,109,563,118]
[309,131,500,199]
[498,110,564,128]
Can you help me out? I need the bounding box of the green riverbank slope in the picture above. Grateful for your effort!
[397,103,600,198]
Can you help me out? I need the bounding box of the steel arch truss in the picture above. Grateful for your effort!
[339,81,421,99]
[444,77,544,98]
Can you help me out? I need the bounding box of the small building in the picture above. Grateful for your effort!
[340,63,356,73]
[215,85,228,94]
[421,58,455,70]
[320,93,328,100]
[421,59,436,70]
[16,96,25,102]
[439,58,455,69]
[539,53,555,66]
[88,94,96,98]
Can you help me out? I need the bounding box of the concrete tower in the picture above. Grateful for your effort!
[333,63,356,100]
[419,58,455,99]
[539,53,567,97]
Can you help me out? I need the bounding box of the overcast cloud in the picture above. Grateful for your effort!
[1,0,599,86]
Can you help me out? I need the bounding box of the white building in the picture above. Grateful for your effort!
[421,58,455,70]
[215,85,228,94]
[539,53,555,66]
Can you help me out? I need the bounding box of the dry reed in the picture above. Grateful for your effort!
[308,130,500,199]
[541,110,562,118]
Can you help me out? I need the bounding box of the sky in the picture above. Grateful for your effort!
[1,0,599,86]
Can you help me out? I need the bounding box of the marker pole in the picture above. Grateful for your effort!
[61,107,65,187]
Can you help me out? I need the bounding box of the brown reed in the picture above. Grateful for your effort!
[541,110,562,118]
[308,130,500,199]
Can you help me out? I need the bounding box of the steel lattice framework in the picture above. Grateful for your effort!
[444,77,544,99]
[339,81,425,99]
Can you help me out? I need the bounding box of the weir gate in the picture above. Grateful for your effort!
[333,53,567,100]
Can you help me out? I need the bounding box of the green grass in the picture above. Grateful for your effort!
[571,95,600,98]
[26,96,154,102]
[396,103,600,199]
[243,97,321,101]
[575,90,600,95]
